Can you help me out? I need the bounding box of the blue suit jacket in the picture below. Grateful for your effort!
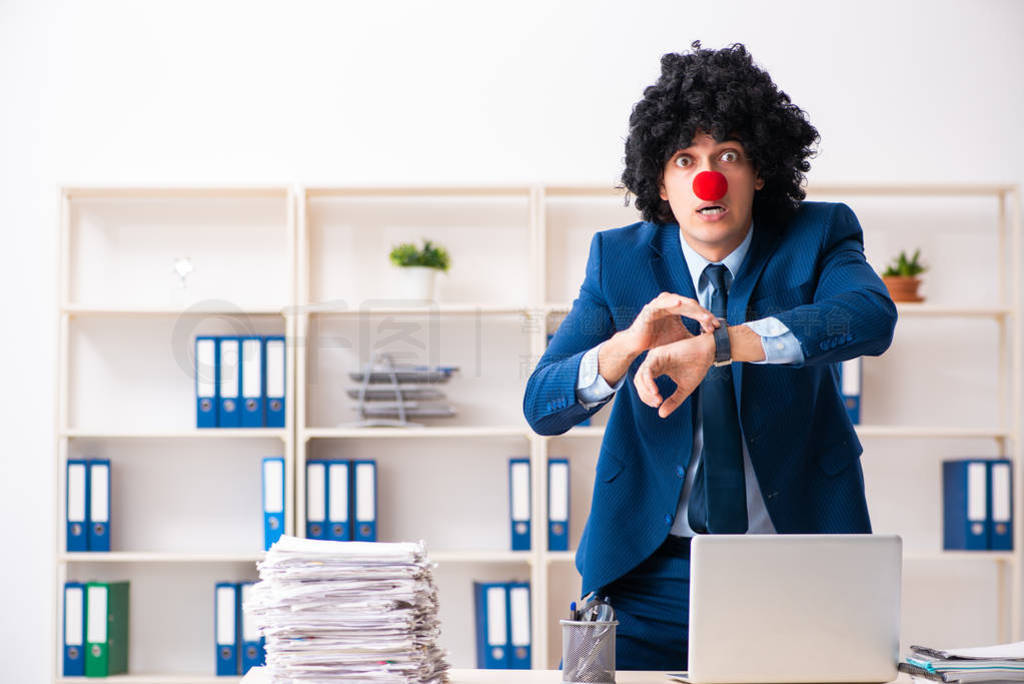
[523,201,898,597]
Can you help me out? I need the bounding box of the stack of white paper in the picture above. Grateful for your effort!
[901,640,1024,682]
[245,535,450,683]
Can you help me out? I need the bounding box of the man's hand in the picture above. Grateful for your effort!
[597,293,719,387]
[634,333,716,418]
[622,292,719,351]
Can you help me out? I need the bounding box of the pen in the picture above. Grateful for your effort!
[570,601,578,620]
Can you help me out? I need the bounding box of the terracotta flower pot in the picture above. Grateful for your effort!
[882,275,923,303]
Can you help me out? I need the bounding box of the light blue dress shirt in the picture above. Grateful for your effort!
[574,222,804,535]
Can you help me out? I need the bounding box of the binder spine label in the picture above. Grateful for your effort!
[88,461,110,552]
[215,583,239,676]
[509,584,532,669]
[548,459,569,551]
[353,461,377,542]
[306,462,326,539]
[263,457,285,550]
[66,461,88,552]
[85,584,108,677]
[486,586,508,666]
[241,338,264,428]
[265,337,286,428]
[218,338,242,427]
[195,337,218,428]
[991,461,1013,550]
[510,459,531,551]
[63,583,85,676]
[328,461,351,541]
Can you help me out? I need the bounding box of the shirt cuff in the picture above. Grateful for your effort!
[744,317,805,365]
[575,342,626,409]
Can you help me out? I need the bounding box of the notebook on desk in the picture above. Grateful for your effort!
[675,534,902,684]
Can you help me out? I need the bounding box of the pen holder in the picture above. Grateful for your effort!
[560,619,618,683]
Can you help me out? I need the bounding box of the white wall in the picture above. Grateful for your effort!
[3,0,1024,679]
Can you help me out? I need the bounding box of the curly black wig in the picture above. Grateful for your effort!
[620,41,820,230]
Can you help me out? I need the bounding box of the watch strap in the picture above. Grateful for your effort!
[712,323,731,366]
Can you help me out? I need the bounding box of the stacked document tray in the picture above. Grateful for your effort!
[346,353,459,427]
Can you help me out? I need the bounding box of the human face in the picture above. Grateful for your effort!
[659,129,764,262]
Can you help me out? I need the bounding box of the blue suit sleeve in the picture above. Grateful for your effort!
[744,317,804,365]
[524,232,619,435]
[772,203,898,367]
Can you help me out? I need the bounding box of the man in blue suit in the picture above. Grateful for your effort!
[523,41,897,669]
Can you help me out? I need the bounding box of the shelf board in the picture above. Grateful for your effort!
[62,301,1008,319]
[303,425,529,440]
[545,183,1015,198]
[544,185,623,197]
[904,551,1015,562]
[430,550,535,564]
[895,303,1012,318]
[301,302,532,316]
[545,551,577,564]
[305,185,531,198]
[803,182,1014,197]
[62,304,289,317]
[62,428,288,440]
[63,185,288,199]
[60,552,264,563]
[545,302,1013,318]
[552,426,606,438]
[58,675,240,684]
[551,425,1010,440]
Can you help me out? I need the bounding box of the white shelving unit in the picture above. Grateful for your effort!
[54,187,298,683]
[56,183,1022,679]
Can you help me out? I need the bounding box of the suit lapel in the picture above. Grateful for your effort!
[647,221,698,464]
[648,222,701,336]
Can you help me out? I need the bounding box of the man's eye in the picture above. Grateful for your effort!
[721,151,739,162]
[674,155,691,168]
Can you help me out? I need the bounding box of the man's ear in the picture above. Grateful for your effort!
[659,178,668,201]
[754,173,765,191]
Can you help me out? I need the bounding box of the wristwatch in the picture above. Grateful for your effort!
[712,323,732,367]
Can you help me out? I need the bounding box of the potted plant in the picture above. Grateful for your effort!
[389,239,451,301]
[881,248,926,302]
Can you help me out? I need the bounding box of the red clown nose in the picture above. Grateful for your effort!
[693,171,728,201]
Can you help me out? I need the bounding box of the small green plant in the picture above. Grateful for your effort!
[882,248,926,277]
[389,240,451,272]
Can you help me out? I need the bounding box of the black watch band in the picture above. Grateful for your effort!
[712,323,731,367]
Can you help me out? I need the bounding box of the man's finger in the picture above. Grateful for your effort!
[658,387,690,419]
[635,363,662,407]
[662,299,717,330]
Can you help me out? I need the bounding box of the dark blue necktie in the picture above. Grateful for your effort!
[687,263,748,534]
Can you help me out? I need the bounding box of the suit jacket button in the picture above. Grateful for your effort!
[664,514,673,525]
[675,465,685,478]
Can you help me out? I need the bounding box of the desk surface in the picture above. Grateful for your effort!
[446,671,911,683]
[242,667,912,683]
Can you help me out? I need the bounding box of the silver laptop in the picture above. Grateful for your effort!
[684,534,901,683]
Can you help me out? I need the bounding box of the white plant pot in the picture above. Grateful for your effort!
[394,266,440,301]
